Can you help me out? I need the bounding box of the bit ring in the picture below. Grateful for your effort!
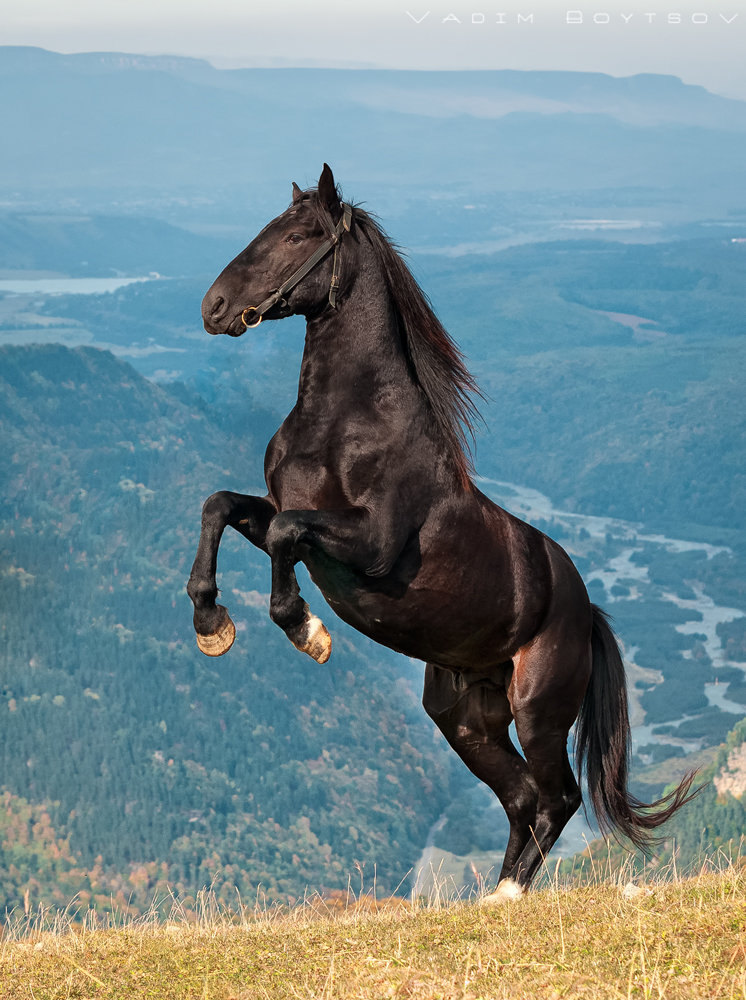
[241,307,262,328]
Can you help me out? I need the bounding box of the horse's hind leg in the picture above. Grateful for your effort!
[495,633,590,898]
[490,726,581,900]
[187,491,275,656]
[422,663,539,886]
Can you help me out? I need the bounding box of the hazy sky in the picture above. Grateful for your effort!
[5,0,746,99]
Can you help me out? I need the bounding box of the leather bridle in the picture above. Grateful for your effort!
[241,203,353,328]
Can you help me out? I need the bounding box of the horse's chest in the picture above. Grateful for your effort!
[266,452,343,512]
[265,417,370,511]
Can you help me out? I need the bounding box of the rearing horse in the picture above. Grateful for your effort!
[187,164,696,900]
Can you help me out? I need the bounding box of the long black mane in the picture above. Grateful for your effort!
[309,190,482,485]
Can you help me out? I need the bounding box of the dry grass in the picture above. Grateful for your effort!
[1,857,745,999]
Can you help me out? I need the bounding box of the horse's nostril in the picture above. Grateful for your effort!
[210,295,225,318]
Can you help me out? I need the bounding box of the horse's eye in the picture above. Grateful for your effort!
[285,233,304,245]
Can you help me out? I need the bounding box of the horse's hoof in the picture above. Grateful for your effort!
[287,609,332,664]
[195,606,236,657]
[480,879,525,905]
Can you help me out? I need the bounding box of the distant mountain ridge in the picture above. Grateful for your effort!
[0,46,214,77]
[5,47,744,130]
[0,212,235,276]
[340,69,746,130]
[2,46,745,219]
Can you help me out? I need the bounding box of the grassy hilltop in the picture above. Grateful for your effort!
[1,865,744,999]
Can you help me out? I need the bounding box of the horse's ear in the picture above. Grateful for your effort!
[291,181,303,204]
[317,163,341,220]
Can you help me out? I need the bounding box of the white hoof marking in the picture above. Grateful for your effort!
[480,879,525,905]
[622,882,653,901]
[289,610,332,664]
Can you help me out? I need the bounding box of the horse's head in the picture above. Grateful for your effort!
[201,164,350,337]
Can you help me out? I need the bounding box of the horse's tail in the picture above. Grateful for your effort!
[575,605,701,852]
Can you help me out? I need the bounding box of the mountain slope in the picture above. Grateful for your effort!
[0,344,453,913]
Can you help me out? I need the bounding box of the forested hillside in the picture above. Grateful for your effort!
[0,345,454,915]
[12,233,743,540]
[662,719,746,862]
[425,237,746,538]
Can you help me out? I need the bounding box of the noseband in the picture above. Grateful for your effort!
[241,203,353,328]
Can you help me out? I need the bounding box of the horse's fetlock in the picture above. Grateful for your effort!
[270,596,306,632]
[187,576,217,607]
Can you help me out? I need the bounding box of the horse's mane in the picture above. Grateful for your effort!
[309,190,482,486]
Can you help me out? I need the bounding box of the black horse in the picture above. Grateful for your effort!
[187,164,697,900]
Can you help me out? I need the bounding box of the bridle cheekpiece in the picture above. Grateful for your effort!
[241,202,353,329]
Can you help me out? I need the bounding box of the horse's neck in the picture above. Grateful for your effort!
[295,265,416,417]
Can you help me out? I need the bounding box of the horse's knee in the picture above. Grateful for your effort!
[202,490,234,525]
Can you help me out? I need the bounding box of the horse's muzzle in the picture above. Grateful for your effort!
[201,286,247,337]
[202,312,246,337]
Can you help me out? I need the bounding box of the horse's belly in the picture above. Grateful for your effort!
[302,531,521,668]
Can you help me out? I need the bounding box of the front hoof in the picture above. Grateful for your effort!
[480,878,525,906]
[195,605,236,657]
[287,610,332,664]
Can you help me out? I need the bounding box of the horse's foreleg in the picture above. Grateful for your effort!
[187,491,276,656]
[264,508,391,663]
